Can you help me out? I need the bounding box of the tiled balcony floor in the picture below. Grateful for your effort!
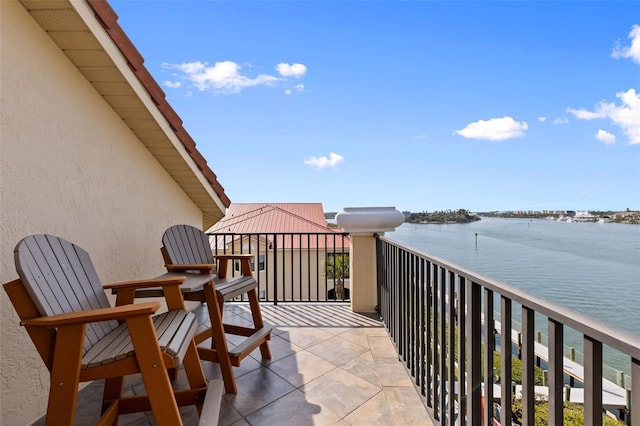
[34,303,434,425]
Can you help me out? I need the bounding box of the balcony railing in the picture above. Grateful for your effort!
[377,235,640,425]
[209,231,639,424]
[208,232,350,304]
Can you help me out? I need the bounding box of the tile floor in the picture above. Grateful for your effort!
[33,303,434,425]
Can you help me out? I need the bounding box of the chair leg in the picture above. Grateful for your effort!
[248,287,272,360]
[204,283,237,394]
[102,376,123,414]
[182,339,208,414]
[127,316,183,426]
[46,325,84,426]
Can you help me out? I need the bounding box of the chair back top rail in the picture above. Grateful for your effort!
[163,224,215,265]
[14,234,118,353]
[378,235,640,360]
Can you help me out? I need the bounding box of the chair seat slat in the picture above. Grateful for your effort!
[81,310,197,368]
[216,277,258,301]
[83,325,130,367]
[155,310,181,350]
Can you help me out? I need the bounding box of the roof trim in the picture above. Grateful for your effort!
[18,0,231,229]
[86,0,230,207]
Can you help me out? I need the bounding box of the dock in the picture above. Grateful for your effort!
[491,319,628,409]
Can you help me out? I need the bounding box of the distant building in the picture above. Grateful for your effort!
[208,203,350,301]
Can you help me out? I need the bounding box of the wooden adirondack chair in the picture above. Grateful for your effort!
[145,224,273,394]
[3,234,222,425]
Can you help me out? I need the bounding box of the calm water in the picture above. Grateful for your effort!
[387,217,640,377]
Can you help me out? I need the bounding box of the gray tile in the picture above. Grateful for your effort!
[334,329,370,347]
[343,391,393,425]
[245,389,342,425]
[277,327,335,348]
[223,368,295,416]
[340,351,381,387]
[334,327,389,351]
[368,336,399,358]
[341,326,389,338]
[267,350,337,387]
[200,351,262,381]
[316,326,352,335]
[218,398,244,426]
[306,336,369,366]
[384,386,434,425]
[374,357,413,387]
[302,368,381,418]
[251,333,302,364]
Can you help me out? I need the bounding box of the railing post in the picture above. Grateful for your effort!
[584,335,603,426]
[336,207,404,313]
[501,296,512,426]
[549,319,564,426]
[467,280,482,425]
[522,306,535,426]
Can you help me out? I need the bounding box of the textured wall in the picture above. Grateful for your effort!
[0,2,203,423]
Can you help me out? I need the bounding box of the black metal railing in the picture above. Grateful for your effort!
[377,235,640,425]
[207,232,350,304]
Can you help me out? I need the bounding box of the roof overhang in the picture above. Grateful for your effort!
[18,0,231,229]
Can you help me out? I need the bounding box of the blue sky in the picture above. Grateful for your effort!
[110,1,639,213]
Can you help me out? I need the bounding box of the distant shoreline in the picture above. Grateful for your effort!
[405,209,481,225]
[478,210,639,224]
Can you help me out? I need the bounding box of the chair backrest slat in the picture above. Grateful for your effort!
[14,234,118,352]
[163,225,214,265]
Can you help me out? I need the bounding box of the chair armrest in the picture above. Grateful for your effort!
[21,302,161,327]
[166,264,216,273]
[104,276,186,292]
[214,254,253,277]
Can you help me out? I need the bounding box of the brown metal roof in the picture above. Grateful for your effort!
[18,0,230,229]
[209,203,334,233]
[209,203,348,250]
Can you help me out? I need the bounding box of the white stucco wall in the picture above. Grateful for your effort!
[0,2,205,423]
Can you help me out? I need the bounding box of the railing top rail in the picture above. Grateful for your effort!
[207,232,350,237]
[378,234,640,360]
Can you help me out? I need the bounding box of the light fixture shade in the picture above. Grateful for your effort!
[335,207,405,235]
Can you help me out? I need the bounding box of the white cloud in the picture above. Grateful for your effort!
[303,152,344,169]
[162,60,279,94]
[552,117,569,125]
[568,88,640,144]
[538,116,547,122]
[612,24,640,64]
[164,80,182,88]
[566,108,603,120]
[596,129,616,145]
[454,116,528,141]
[277,63,307,78]
[413,134,429,140]
[285,84,305,95]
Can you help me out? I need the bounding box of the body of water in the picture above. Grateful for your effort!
[387,217,640,378]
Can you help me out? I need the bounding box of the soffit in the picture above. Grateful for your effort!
[18,0,230,229]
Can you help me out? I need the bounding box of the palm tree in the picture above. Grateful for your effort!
[324,253,349,300]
